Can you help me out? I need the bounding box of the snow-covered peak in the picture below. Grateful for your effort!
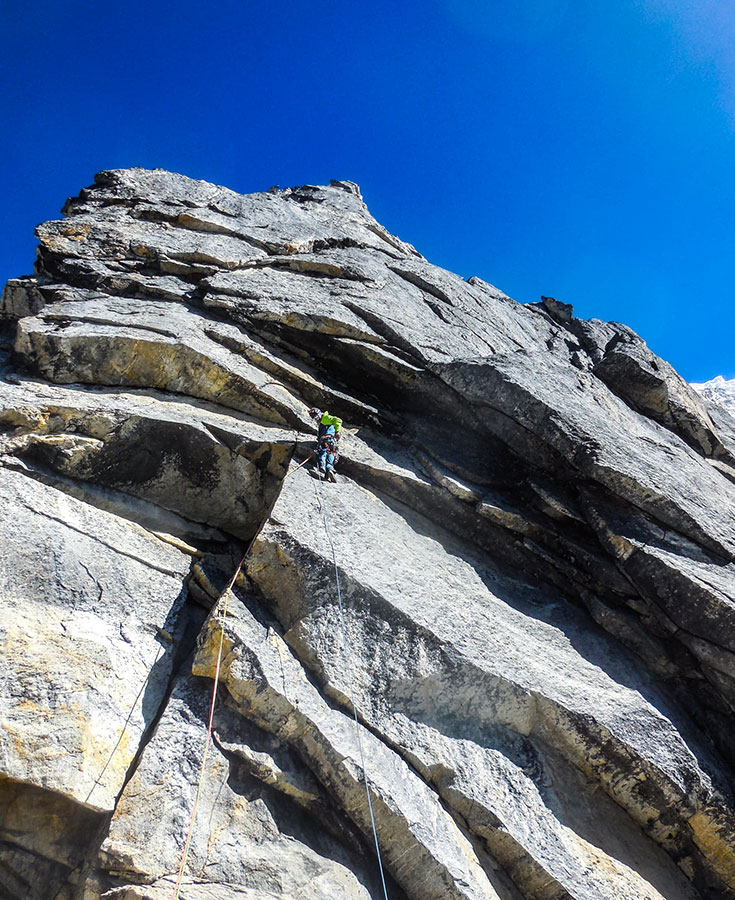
[691,375,735,414]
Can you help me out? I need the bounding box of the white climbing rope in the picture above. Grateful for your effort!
[312,467,391,900]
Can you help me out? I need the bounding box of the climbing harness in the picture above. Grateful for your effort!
[315,432,340,479]
[313,467,390,900]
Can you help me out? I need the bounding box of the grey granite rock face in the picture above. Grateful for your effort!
[1,168,734,900]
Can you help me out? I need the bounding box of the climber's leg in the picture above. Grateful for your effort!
[317,446,328,474]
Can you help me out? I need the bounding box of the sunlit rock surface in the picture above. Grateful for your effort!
[1,168,734,899]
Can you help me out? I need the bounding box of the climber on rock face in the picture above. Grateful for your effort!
[308,407,342,482]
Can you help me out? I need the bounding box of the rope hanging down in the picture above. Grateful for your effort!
[171,457,389,900]
[170,511,271,900]
[313,468,390,900]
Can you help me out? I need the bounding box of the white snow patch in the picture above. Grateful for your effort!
[690,375,735,413]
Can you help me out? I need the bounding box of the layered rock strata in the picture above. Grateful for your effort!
[1,168,734,900]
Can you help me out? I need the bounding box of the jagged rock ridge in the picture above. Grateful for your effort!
[1,168,734,900]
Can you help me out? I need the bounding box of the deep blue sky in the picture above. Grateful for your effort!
[2,0,733,380]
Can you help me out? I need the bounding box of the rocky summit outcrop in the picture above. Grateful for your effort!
[1,169,734,900]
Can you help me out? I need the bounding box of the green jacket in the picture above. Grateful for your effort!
[318,411,342,436]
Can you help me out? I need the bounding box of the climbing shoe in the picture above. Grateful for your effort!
[327,469,337,483]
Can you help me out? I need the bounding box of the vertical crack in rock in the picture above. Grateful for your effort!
[0,376,295,897]
[192,596,510,900]
[94,656,411,900]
